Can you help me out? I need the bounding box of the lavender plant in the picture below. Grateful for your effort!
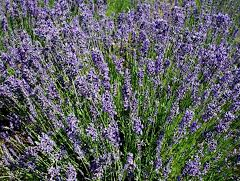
[0,0,239,180]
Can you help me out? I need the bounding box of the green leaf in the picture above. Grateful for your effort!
[7,67,15,76]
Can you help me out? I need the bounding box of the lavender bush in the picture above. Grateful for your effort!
[0,0,239,180]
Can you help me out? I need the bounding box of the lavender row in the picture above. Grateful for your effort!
[0,0,239,180]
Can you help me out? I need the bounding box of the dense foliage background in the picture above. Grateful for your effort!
[0,0,240,180]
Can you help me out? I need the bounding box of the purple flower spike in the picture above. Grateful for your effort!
[183,159,201,177]
[132,116,143,135]
[86,123,98,141]
[102,90,116,117]
[38,133,55,154]
[66,163,77,181]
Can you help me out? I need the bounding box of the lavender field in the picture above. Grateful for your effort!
[0,0,239,180]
